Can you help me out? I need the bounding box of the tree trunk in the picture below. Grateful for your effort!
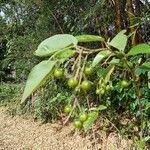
[127,0,136,46]
[95,16,101,35]
[92,0,105,47]
[114,0,122,32]
[135,0,142,43]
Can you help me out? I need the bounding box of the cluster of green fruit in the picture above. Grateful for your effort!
[55,66,130,130]
[73,113,88,129]
[54,66,94,92]
[54,66,94,79]
[64,105,88,129]
[96,79,130,96]
[53,67,130,96]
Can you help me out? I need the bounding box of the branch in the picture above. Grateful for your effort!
[50,11,64,34]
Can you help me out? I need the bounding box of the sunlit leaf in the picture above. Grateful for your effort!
[128,44,150,56]
[92,50,111,67]
[104,65,115,84]
[21,60,56,103]
[108,30,127,51]
[76,35,104,42]
[35,34,77,57]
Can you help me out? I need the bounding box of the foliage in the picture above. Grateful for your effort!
[0,83,22,104]
[21,60,57,103]
[0,83,24,116]
[21,31,150,148]
[34,79,72,122]
[0,0,150,149]
[83,111,98,132]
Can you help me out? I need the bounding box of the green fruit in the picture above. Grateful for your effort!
[100,89,105,95]
[54,68,64,78]
[67,78,78,88]
[101,83,106,89]
[74,120,82,129]
[84,67,94,76]
[121,80,130,88]
[96,89,101,95]
[106,85,113,91]
[79,113,88,122]
[64,105,72,113]
[80,80,92,91]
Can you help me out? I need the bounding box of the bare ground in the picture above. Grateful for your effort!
[0,107,137,150]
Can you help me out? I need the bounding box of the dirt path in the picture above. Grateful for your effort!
[0,107,134,150]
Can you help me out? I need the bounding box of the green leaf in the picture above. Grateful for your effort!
[135,62,150,76]
[75,35,104,42]
[83,111,98,132]
[21,60,56,103]
[128,44,150,56]
[96,68,107,78]
[97,105,107,111]
[146,102,150,109]
[104,65,115,84]
[55,49,76,60]
[139,62,150,71]
[115,82,123,93]
[148,71,150,89]
[127,61,134,68]
[108,30,127,51]
[109,58,120,65]
[128,88,136,99]
[144,136,150,142]
[92,50,111,67]
[35,34,77,57]
[138,140,145,149]
[134,68,147,76]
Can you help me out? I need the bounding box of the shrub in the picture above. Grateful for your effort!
[21,31,150,148]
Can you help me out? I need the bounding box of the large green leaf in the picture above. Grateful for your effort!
[108,30,127,51]
[128,44,150,56]
[21,60,56,103]
[92,50,112,67]
[75,35,104,42]
[35,34,78,57]
[83,111,98,132]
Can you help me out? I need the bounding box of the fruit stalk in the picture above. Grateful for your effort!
[63,97,78,125]
[74,49,83,79]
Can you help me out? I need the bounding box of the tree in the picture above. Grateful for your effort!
[114,0,122,32]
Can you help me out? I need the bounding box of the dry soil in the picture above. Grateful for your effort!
[0,107,137,150]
